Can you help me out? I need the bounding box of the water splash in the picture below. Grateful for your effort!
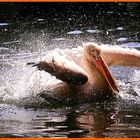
[118,69,140,103]
[0,36,140,107]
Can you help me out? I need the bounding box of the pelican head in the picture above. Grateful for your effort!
[83,42,101,59]
[83,42,119,94]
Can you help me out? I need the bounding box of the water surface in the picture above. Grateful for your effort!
[0,3,140,138]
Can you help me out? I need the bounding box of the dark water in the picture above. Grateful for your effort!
[0,3,140,138]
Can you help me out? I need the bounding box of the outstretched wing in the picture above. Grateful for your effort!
[31,51,88,85]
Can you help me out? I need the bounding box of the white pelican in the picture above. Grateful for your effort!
[29,42,140,103]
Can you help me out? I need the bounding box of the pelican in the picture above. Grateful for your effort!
[29,42,140,103]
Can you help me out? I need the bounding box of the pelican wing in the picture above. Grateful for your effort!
[101,45,140,67]
[32,51,88,85]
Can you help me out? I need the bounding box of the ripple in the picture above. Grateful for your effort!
[117,37,128,42]
[67,30,83,35]
[0,47,11,54]
[0,133,30,138]
[3,40,20,45]
[53,38,66,41]
[119,42,140,49]
[0,23,10,26]
[117,27,124,31]
[37,19,45,22]
[0,47,9,51]
[86,29,100,33]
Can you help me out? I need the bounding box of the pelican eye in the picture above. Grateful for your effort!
[91,49,96,53]
[91,49,98,56]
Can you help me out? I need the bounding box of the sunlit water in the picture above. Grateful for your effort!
[0,6,140,137]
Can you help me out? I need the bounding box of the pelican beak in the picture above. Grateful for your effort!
[94,56,119,94]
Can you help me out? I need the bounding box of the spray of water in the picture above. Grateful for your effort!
[0,31,140,107]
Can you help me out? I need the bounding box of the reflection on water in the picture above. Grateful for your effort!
[0,102,140,138]
[0,3,140,138]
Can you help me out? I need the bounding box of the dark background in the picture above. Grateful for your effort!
[0,3,139,21]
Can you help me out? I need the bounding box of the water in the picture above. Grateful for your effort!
[0,3,140,138]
